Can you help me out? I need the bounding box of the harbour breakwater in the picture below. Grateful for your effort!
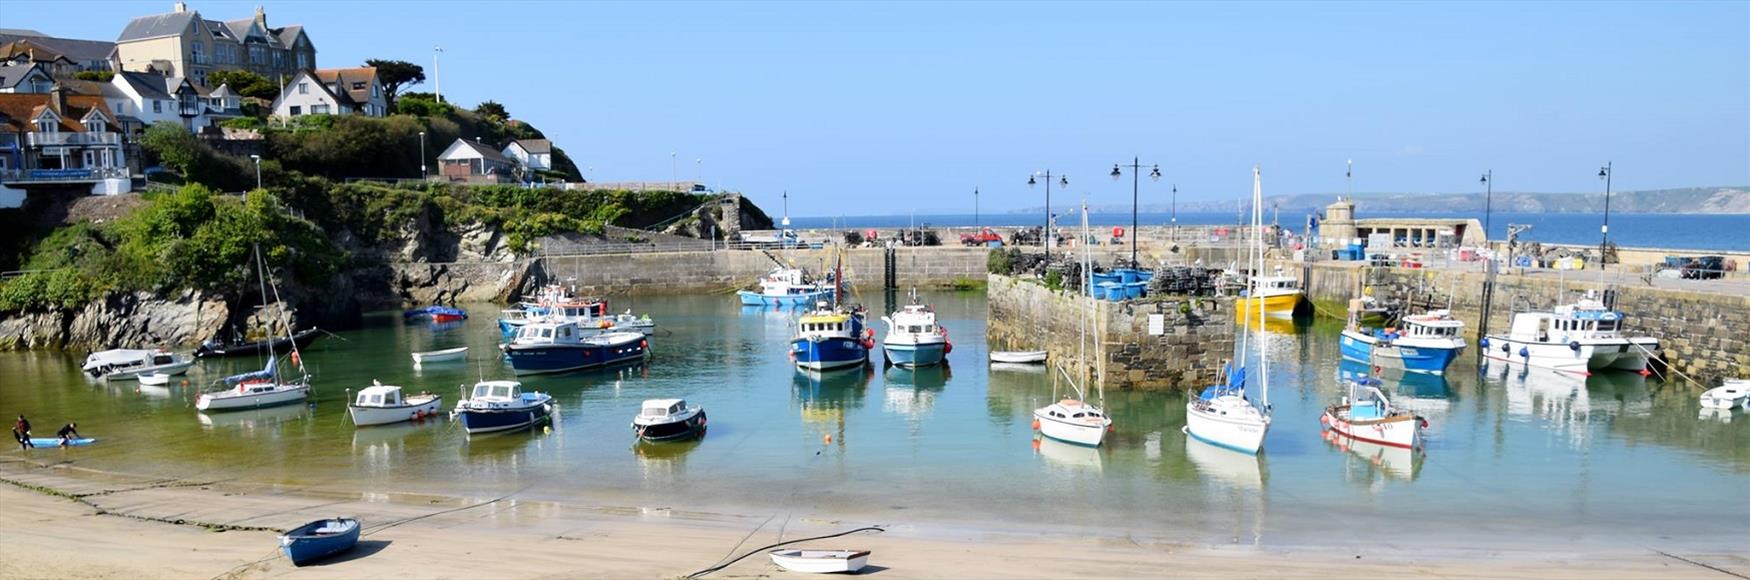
[1296,261,1750,385]
[984,273,1235,391]
[534,247,991,296]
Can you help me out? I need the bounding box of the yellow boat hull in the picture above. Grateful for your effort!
[1234,293,1302,320]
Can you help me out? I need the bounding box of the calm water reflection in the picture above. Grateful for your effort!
[2,291,1744,549]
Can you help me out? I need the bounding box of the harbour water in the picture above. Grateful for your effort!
[791,212,1750,251]
[3,292,1745,551]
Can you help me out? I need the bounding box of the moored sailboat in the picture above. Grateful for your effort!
[195,245,312,413]
[1186,166,1273,454]
[1032,201,1111,447]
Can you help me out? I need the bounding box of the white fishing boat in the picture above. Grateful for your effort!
[410,346,468,364]
[990,350,1047,364]
[348,381,444,427]
[81,348,195,381]
[138,372,174,386]
[1321,378,1427,449]
[881,291,950,367]
[1700,379,1749,410]
[768,549,871,574]
[1032,202,1111,448]
[1481,293,1660,374]
[631,398,707,441]
[1186,166,1273,455]
[194,245,313,413]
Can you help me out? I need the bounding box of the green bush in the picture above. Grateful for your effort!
[987,248,1013,275]
[1044,270,1063,292]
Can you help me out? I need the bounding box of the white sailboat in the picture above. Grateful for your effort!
[1033,202,1112,447]
[195,246,312,412]
[1185,166,1273,454]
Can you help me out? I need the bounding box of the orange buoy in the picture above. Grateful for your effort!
[1031,419,1041,430]
[823,434,832,444]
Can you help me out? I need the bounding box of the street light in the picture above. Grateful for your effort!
[1480,170,1492,246]
[696,158,703,189]
[1170,184,1178,243]
[973,187,979,229]
[249,154,261,191]
[1027,171,1068,264]
[1598,162,1612,270]
[418,131,427,178]
[1111,158,1161,266]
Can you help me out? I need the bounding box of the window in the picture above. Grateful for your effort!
[312,104,330,114]
[297,82,308,95]
[153,100,162,114]
[249,44,265,64]
[273,50,283,69]
[113,102,125,116]
[289,105,300,115]
[191,41,205,64]
[351,81,365,91]
[296,51,309,69]
[84,120,104,133]
[371,83,379,97]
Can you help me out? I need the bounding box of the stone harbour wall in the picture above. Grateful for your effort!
[985,273,1235,391]
[1297,261,1750,386]
[536,247,991,297]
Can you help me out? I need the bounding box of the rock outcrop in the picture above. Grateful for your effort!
[0,290,228,351]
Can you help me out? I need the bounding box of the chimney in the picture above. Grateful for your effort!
[254,5,267,27]
[174,1,186,12]
[48,83,67,116]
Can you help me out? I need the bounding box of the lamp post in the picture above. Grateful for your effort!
[1598,162,1612,270]
[1170,184,1178,243]
[418,131,427,178]
[1027,171,1068,264]
[696,158,703,189]
[433,46,443,104]
[1110,157,1162,266]
[670,152,677,191]
[1480,170,1492,245]
[249,154,261,191]
[973,187,979,229]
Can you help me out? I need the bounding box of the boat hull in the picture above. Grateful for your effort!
[1234,292,1301,320]
[883,341,946,367]
[1700,386,1748,410]
[1321,407,1423,449]
[195,384,310,412]
[410,347,468,364]
[503,334,647,375]
[1481,335,1658,374]
[769,550,870,574]
[96,359,196,381]
[738,289,831,306]
[1034,409,1106,446]
[1184,399,1269,454]
[195,328,321,358]
[989,350,1047,364]
[791,337,868,370]
[1339,330,1464,375]
[633,409,707,442]
[457,403,552,434]
[279,518,360,567]
[349,396,444,427]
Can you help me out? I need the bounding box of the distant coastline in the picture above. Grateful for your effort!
[1006,186,1750,215]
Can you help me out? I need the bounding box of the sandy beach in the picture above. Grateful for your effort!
[0,458,1742,579]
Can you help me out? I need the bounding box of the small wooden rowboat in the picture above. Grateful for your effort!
[989,350,1047,364]
[410,346,468,364]
[769,549,871,574]
[279,518,360,566]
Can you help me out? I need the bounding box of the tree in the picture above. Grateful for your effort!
[206,69,280,101]
[74,70,114,82]
[364,59,425,106]
[475,100,509,122]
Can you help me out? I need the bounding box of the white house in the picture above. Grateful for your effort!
[437,138,514,183]
[269,67,385,119]
[502,139,551,172]
[106,70,236,133]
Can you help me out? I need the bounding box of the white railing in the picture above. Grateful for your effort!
[0,167,129,182]
[25,132,122,147]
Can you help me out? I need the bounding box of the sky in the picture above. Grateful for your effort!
[6,1,1748,217]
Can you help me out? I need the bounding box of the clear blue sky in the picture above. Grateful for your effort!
[7,1,1747,217]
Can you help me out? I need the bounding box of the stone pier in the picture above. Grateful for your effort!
[985,273,1235,391]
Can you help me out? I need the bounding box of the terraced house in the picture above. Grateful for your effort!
[0,86,130,198]
[113,2,314,87]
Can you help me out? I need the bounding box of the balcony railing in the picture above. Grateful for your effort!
[25,132,122,147]
[0,166,129,183]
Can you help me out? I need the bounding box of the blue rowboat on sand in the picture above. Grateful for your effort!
[279,518,360,566]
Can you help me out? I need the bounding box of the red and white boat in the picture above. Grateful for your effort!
[1321,378,1427,449]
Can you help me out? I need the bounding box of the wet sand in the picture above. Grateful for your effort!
[2,459,1744,579]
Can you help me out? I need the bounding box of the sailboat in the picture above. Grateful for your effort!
[195,246,312,412]
[1032,202,1112,447]
[1185,166,1272,454]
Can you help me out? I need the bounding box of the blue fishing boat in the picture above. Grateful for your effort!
[881,295,950,367]
[500,320,648,375]
[453,380,553,434]
[1339,310,1466,375]
[791,304,871,371]
[738,267,837,307]
[278,518,360,566]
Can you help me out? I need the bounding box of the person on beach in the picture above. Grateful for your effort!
[13,415,32,449]
[56,422,80,446]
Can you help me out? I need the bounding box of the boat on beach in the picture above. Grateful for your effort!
[1481,294,1660,374]
[349,382,444,427]
[1321,377,1428,449]
[81,348,195,381]
[1700,379,1748,410]
[738,266,836,307]
[1339,309,1467,375]
[881,294,950,367]
[453,380,553,434]
[631,398,707,442]
[410,346,468,364]
[791,304,872,371]
[279,518,360,566]
[768,549,871,574]
[501,320,649,375]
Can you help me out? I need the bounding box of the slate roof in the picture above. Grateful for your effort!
[117,11,198,42]
[0,32,116,65]
[313,67,376,106]
[114,70,174,100]
[0,61,51,91]
[511,139,552,154]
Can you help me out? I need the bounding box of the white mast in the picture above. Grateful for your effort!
[1253,165,1270,413]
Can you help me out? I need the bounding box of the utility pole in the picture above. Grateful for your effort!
[1597,162,1613,270]
[433,45,443,103]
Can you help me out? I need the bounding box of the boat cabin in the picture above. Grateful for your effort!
[1253,276,1300,293]
[798,312,854,338]
[1390,311,1465,339]
[83,349,177,373]
[355,384,405,407]
[552,301,608,320]
[1043,399,1105,423]
[1510,300,1624,343]
[514,320,587,345]
[1342,378,1396,420]
[469,380,522,402]
[759,267,827,295]
[640,398,689,419]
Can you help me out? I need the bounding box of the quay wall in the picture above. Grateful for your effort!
[536,247,990,296]
[1295,261,1750,386]
[985,273,1235,391]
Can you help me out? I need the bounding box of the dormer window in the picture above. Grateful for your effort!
[352,81,365,91]
[35,119,56,133]
[84,119,105,133]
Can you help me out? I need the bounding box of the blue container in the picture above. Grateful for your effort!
[1118,269,1139,284]
[1124,281,1146,299]
[1134,270,1155,283]
[1091,272,1122,287]
[1095,282,1121,301]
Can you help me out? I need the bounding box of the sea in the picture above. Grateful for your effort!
[4,293,1745,552]
[789,212,1750,252]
